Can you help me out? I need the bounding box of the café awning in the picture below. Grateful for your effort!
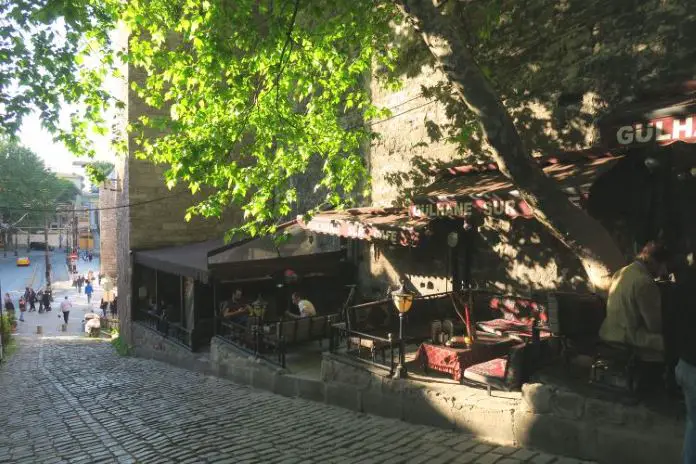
[207,222,345,281]
[410,155,623,219]
[298,207,430,247]
[134,239,224,283]
[599,93,696,149]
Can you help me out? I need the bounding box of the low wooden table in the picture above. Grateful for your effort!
[415,333,517,382]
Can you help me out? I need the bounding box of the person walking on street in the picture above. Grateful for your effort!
[4,293,12,310]
[85,281,94,304]
[37,289,44,313]
[28,288,37,312]
[60,296,72,324]
[42,290,51,312]
[18,297,26,322]
[77,275,84,294]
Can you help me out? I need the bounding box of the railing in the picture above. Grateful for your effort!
[215,317,286,368]
[329,323,399,376]
[135,309,196,351]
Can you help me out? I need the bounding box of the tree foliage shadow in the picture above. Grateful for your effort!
[378,0,696,205]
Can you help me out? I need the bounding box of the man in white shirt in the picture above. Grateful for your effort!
[60,296,72,324]
[286,292,316,318]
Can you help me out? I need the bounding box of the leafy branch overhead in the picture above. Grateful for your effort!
[1,0,406,237]
[125,0,402,236]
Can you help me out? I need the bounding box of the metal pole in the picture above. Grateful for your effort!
[44,213,51,294]
[394,312,408,378]
[73,207,77,253]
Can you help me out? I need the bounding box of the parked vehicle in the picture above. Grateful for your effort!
[29,242,53,251]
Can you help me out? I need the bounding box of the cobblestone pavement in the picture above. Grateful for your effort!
[0,338,592,464]
[13,255,106,337]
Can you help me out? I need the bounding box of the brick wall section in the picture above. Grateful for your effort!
[117,35,243,344]
[99,185,118,278]
[127,157,242,250]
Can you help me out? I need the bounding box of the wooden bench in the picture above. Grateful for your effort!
[266,313,339,347]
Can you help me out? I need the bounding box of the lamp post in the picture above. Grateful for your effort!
[392,279,414,379]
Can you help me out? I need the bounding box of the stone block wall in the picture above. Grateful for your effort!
[99,185,118,278]
[115,154,132,343]
[361,2,696,293]
[369,67,456,208]
[320,353,684,463]
[131,323,211,374]
[127,157,242,251]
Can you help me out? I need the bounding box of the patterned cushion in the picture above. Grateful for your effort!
[464,357,508,390]
[463,344,527,391]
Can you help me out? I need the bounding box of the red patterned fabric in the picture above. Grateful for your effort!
[415,335,516,381]
[465,357,507,380]
[477,318,552,339]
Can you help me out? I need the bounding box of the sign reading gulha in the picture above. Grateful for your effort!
[613,114,696,147]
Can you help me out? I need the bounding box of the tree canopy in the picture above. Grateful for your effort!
[7,0,691,289]
[0,140,79,228]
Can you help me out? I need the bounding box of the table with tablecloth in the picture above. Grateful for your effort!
[415,333,517,381]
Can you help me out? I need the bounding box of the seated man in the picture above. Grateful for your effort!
[285,292,316,319]
[599,241,668,362]
[221,288,249,325]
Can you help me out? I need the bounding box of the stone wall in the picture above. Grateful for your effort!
[368,1,696,209]
[362,1,696,292]
[356,215,589,299]
[127,157,242,251]
[320,354,683,464]
[115,154,132,344]
[131,323,210,374]
[98,185,118,278]
[472,217,590,293]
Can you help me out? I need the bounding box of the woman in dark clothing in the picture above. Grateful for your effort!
[41,291,51,311]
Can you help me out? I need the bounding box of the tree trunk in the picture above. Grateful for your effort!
[396,0,626,292]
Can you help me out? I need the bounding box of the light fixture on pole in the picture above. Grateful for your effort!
[392,279,414,379]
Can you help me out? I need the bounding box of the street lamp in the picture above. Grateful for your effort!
[392,279,414,379]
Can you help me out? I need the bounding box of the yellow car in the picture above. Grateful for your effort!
[16,257,30,267]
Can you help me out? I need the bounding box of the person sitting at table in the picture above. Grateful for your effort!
[221,289,249,325]
[599,241,669,362]
[285,292,316,319]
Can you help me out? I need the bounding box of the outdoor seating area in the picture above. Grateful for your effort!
[329,288,617,395]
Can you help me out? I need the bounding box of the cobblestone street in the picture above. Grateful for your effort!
[0,338,591,464]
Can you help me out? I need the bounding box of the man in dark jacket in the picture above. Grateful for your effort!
[675,259,696,464]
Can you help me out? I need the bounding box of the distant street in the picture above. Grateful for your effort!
[0,249,73,297]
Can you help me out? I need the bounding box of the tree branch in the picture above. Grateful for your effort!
[395,0,626,291]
